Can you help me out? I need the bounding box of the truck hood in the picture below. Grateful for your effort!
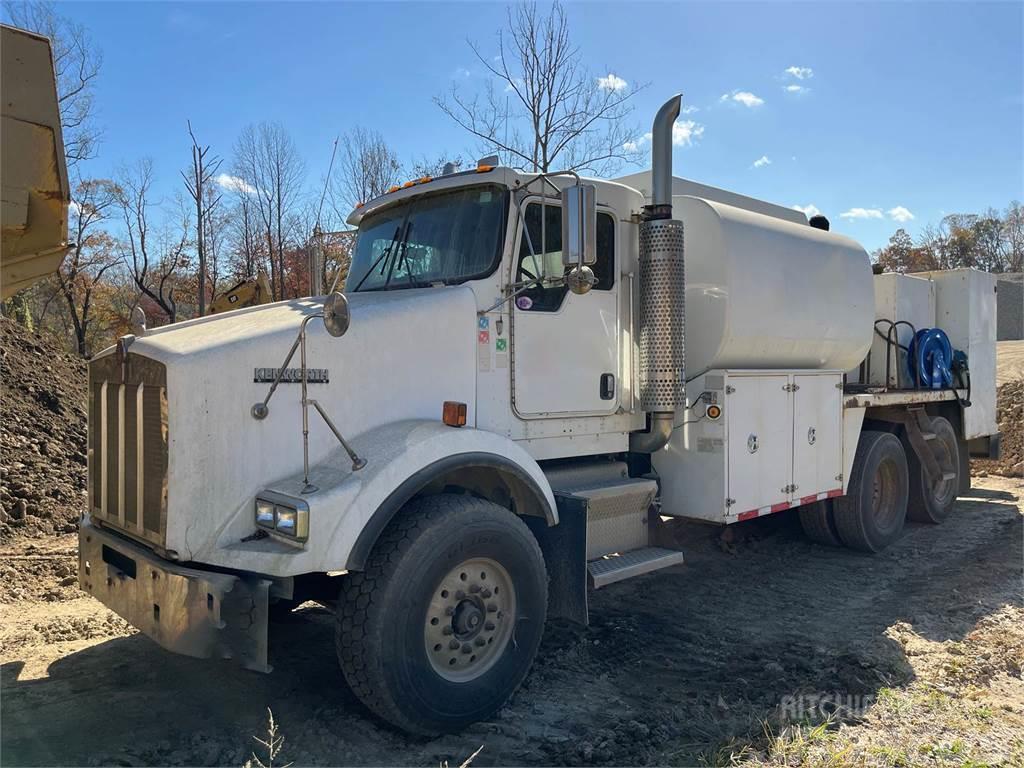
[111,286,478,559]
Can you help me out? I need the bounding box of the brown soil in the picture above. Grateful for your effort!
[1,477,1020,767]
[973,379,1024,479]
[0,318,88,541]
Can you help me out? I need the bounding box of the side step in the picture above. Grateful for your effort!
[588,547,685,589]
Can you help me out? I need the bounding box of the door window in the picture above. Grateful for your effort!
[514,202,615,312]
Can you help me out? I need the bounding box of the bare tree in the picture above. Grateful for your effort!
[1004,201,1024,272]
[57,177,119,355]
[328,126,402,221]
[7,1,103,165]
[116,159,190,324]
[232,123,306,300]
[435,1,646,174]
[181,121,222,315]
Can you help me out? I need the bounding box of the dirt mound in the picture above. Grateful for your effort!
[974,379,1024,478]
[1,318,88,540]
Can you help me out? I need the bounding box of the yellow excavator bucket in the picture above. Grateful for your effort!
[1,24,70,300]
[208,271,274,314]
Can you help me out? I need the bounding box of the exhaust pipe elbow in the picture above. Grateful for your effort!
[629,412,674,454]
[651,94,682,211]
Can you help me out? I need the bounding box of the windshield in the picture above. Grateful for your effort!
[348,185,509,292]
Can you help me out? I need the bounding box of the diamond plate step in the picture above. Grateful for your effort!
[587,547,684,589]
[567,478,657,560]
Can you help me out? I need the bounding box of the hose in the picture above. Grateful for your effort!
[906,328,954,389]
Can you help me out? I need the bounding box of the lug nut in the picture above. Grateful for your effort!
[445,606,454,616]
[461,643,472,654]
[485,621,495,631]
[480,588,492,598]
[455,590,466,600]
[475,637,486,647]
[442,626,453,636]
[469,584,481,594]
[449,639,460,650]
[486,603,497,613]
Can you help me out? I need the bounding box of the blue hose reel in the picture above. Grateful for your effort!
[906,328,953,389]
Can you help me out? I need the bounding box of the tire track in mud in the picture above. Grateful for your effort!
[0,479,1020,766]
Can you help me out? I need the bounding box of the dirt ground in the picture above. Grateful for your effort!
[1,476,1020,767]
[997,340,1024,385]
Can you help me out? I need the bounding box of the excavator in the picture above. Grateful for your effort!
[208,271,273,314]
[1,24,71,299]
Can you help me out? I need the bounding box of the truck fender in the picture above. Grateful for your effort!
[328,420,558,571]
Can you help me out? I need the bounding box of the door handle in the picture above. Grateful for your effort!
[600,373,615,400]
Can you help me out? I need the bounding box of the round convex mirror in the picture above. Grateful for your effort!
[323,292,351,337]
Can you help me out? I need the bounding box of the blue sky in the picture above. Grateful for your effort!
[16,1,1024,251]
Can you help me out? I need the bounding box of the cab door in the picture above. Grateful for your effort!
[511,199,619,417]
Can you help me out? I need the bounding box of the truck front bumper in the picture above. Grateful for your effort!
[79,520,272,672]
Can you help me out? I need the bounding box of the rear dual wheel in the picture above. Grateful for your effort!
[905,415,960,524]
[336,494,547,735]
[832,430,909,553]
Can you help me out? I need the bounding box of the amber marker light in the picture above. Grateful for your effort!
[442,401,468,427]
[706,404,722,420]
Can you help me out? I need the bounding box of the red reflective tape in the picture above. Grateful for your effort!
[770,502,790,513]
[827,488,844,498]
[800,494,818,506]
[737,510,759,521]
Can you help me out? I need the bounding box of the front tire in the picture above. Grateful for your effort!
[336,495,548,735]
[833,431,909,553]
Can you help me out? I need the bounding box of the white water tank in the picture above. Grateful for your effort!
[677,196,873,378]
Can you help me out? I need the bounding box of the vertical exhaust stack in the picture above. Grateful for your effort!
[631,95,686,454]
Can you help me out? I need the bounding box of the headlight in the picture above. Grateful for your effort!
[255,500,275,526]
[254,493,309,541]
[276,508,297,534]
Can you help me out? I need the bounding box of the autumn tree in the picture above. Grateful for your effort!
[7,0,102,166]
[435,0,646,173]
[232,123,306,300]
[57,178,119,355]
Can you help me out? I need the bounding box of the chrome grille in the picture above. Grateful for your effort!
[88,350,168,548]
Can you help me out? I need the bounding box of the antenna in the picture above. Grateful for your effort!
[309,136,340,296]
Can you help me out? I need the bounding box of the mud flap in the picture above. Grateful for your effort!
[525,494,588,625]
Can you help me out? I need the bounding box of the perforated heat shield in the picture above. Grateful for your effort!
[638,218,685,411]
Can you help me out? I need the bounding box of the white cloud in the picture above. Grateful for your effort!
[622,132,651,153]
[785,66,814,80]
[597,73,628,92]
[840,207,884,220]
[454,67,471,78]
[673,120,704,146]
[752,155,771,168]
[720,90,764,108]
[624,120,704,151]
[215,173,255,195]
[888,206,915,223]
[792,203,821,218]
[784,84,809,94]
[681,104,700,114]
[68,200,81,215]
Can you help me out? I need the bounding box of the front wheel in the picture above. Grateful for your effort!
[336,495,548,735]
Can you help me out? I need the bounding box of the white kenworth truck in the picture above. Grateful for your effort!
[80,95,999,735]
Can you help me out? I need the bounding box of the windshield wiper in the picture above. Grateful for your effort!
[353,224,402,292]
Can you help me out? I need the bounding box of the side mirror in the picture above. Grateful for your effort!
[561,184,597,268]
[322,292,350,337]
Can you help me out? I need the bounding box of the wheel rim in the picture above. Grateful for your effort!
[871,458,901,530]
[925,437,956,506]
[424,557,516,683]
